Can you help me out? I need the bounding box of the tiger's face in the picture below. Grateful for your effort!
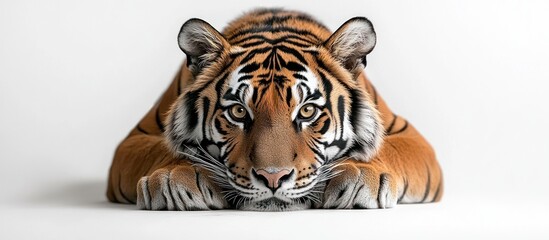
[166,13,383,211]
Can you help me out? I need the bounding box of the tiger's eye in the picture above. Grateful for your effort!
[230,105,247,120]
[299,104,316,119]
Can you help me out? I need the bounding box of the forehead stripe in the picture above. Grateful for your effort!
[276,45,307,64]
[232,35,317,47]
[239,63,260,74]
[293,73,307,81]
[228,26,320,42]
[240,47,272,64]
[238,75,253,82]
[285,87,292,107]
[285,61,306,72]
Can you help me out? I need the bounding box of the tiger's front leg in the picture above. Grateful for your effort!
[322,159,399,209]
[136,162,228,210]
[322,125,443,209]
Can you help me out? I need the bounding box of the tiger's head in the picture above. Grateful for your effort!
[165,11,383,211]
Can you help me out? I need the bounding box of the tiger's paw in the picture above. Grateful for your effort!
[136,165,227,210]
[322,162,398,209]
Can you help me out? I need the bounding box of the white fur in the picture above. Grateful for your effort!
[347,92,384,161]
[330,20,376,62]
[165,97,204,153]
[178,21,224,62]
[290,66,325,121]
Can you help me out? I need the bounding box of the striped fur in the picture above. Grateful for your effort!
[107,9,443,211]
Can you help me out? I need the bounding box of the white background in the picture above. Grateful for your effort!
[1,0,548,239]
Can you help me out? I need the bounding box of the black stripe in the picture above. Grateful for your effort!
[182,72,229,133]
[251,86,259,104]
[257,87,269,103]
[222,89,240,105]
[336,187,347,200]
[349,89,364,136]
[293,73,307,81]
[276,50,286,70]
[258,73,270,79]
[169,106,178,143]
[240,46,272,65]
[237,84,249,100]
[386,113,397,133]
[214,73,230,101]
[214,118,228,135]
[431,176,442,202]
[285,87,292,107]
[195,171,202,199]
[186,191,193,200]
[229,50,245,59]
[118,175,133,204]
[156,106,165,132]
[298,82,311,97]
[261,14,294,26]
[296,83,304,101]
[241,40,267,48]
[280,39,311,48]
[201,97,210,139]
[184,91,200,131]
[261,48,276,70]
[228,26,321,42]
[285,61,306,72]
[238,75,253,82]
[378,174,388,208]
[136,124,149,135]
[165,174,175,204]
[312,56,329,74]
[232,35,316,46]
[311,55,355,93]
[276,45,307,64]
[179,72,230,133]
[308,142,323,157]
[421,167,431,203]
[273,74,288,89]
[318,71,333,111]
[337,96,345,134]
[304,90,322,102]
[318,118,331,134]
[398,179,408,203]
[390,120,409,135]
[176,76,182,96]
[239,62,260,74]
[328,138,347,150]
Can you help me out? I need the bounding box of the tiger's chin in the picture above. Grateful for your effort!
[239,198,312,212]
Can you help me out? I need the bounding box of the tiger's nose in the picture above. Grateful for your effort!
[252,168,294,191]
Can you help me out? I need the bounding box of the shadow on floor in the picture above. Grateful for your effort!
[26,180,134,210]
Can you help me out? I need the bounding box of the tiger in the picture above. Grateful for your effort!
[107,8,443,211]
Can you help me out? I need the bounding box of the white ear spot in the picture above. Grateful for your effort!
[324,17,376,75]
[177,18,230,73]
[329,20,376,59]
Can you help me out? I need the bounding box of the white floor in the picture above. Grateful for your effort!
[1,176,547,240]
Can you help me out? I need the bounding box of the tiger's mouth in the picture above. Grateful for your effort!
[180,146,343,211]
[239,197,312,211]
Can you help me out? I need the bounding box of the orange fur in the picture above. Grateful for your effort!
[107,9,443,210]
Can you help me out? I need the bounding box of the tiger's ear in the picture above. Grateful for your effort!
[178,18,230,75]
[324,17,376,77]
